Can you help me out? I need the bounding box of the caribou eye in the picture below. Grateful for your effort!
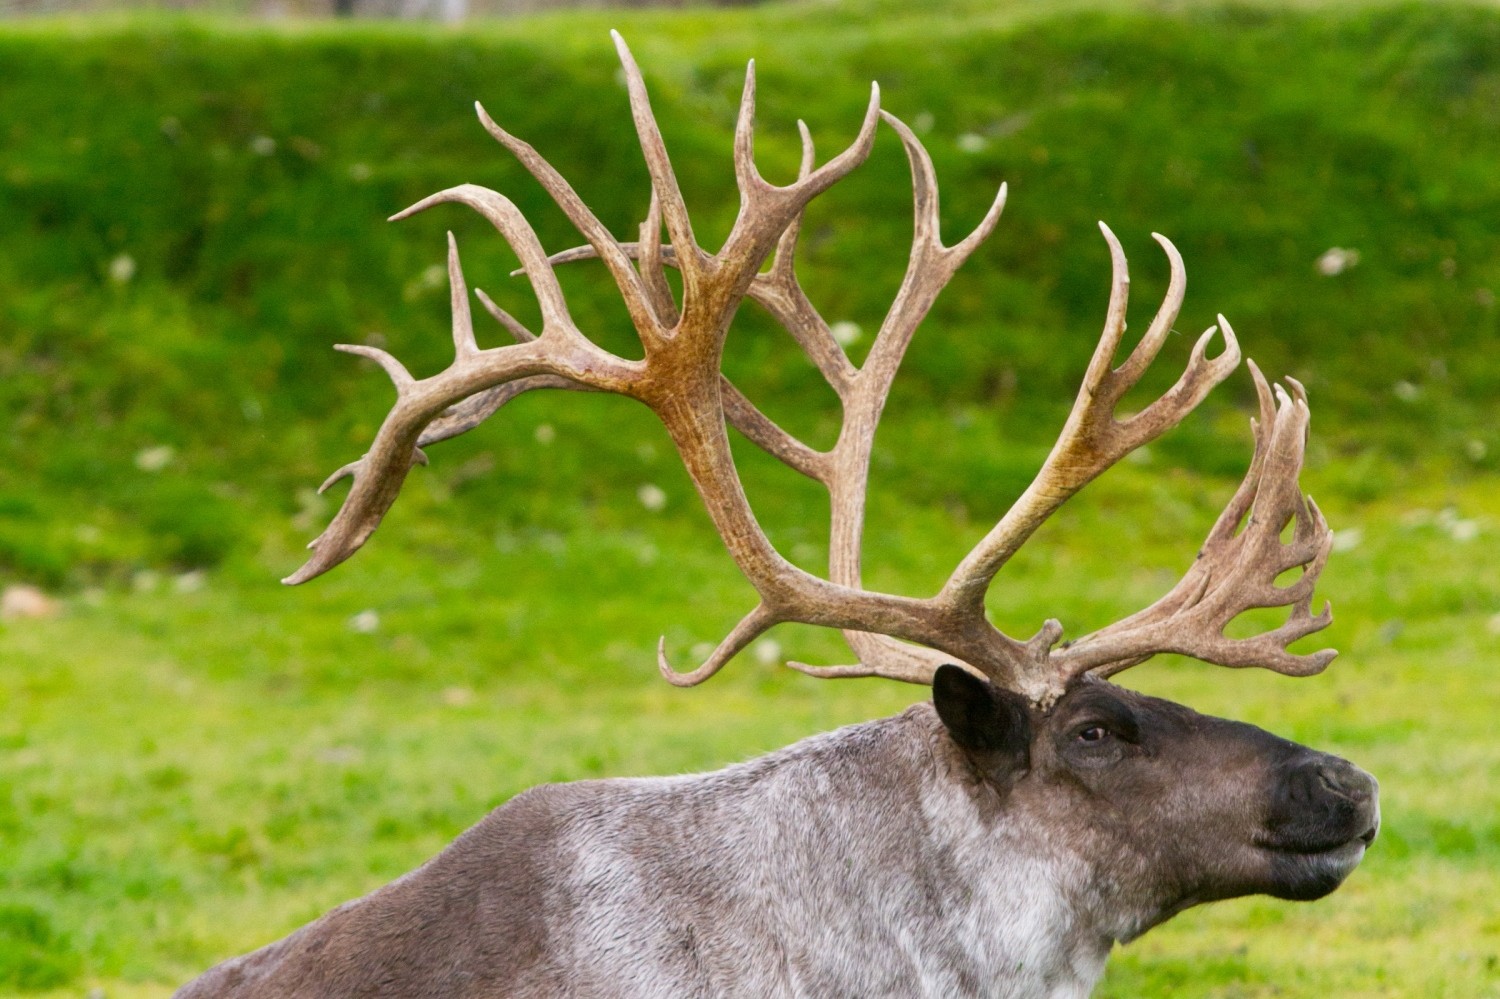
[1077,725,1109,744]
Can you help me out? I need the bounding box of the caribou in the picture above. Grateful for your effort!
[178,33,1378,998]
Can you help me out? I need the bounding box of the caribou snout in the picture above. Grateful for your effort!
[1259,752,1380,900]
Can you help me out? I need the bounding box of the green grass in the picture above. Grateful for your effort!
[3,469,1498,996]
[0,0,1498,995]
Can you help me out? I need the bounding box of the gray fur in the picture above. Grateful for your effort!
[178,682,1377,998]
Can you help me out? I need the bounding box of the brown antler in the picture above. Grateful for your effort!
[288,34,1334,707]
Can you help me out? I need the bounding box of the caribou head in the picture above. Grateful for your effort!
[179,34,1377,998]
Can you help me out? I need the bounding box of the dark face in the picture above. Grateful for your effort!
[932,665,1379,936]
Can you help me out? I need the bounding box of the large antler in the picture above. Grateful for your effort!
[289,34,1335,707]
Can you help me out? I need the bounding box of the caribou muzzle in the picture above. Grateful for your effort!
[1261,751,1380,900]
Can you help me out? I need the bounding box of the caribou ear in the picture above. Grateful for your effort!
[933,664,1031,780]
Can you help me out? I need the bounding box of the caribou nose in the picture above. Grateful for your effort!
[1270,755,1380,849]
[1282,756,1377,808]
[1310,759,1377,804]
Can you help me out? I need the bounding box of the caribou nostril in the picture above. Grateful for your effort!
[1359,822,1378,846]
[1314,762,1374,803]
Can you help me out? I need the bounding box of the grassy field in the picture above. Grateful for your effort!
[1,0,1498,994]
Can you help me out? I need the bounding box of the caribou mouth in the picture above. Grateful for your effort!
[1256,812,1379,859]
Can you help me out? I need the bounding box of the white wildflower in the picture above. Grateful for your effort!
[956,132,989,154]
[249,135,277,157]
[1315,248,1359,276]
[1466,439,1487,462]
[830,320,862,347]
[441,686,475,707]
[348,609,380,634]
[637,484,668,512]
[913,110,935,134]
[534,423,556,445]
[754,638,783,666]
[174,570,206,594]
[135,445,175,472]
[1392,381,1420,402]
[348,162,373,182]
[1449,519,1481,543]
[1436,508,1481,543]
[108,253,136,285]
[1331,527,1363,553]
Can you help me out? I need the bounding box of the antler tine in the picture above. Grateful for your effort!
[419,374,592,451]
[728,72,881,240]
[939,228,1240,615]
[475,287,537,343]
[719,381,829,480]
[734,118,859,393]
[768,120,818,275]
[394,185,574,335]
[861,112,1007,387]
[1052,366,1336,686]
[658,603,778,687]
[789,632,952,684]
[1114,232,1187,387]
[638,190,681,327]
[336,344,416,392]
[474,103,662,346]
[447,232,479,359]
[781,84,881,206]
[611,31,700,278]
[732,58,761,203]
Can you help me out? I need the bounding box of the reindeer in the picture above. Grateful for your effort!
[177,33,1379,998]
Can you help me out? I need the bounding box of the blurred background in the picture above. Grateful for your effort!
[0,0,1496,994]
[1,0,753,20]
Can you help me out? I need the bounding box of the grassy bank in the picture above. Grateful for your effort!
[0,1,1497,994]
[1,0,1499,585]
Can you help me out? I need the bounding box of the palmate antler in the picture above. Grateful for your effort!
[287,33,1334,706]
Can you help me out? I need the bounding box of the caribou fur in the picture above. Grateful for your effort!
[178,672,1378,998]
